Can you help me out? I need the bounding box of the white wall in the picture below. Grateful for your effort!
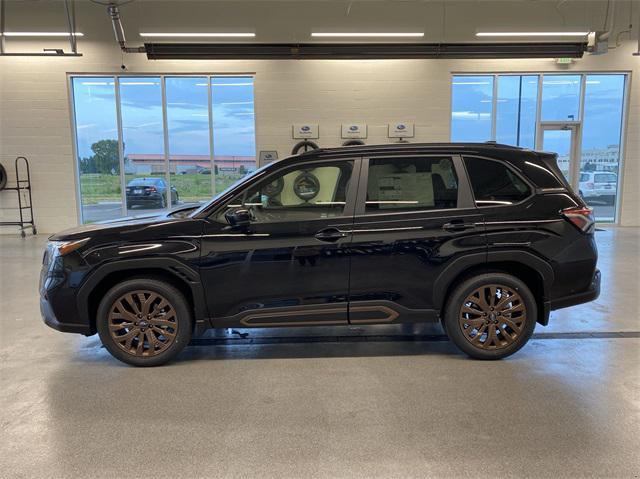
[1,1,639,233]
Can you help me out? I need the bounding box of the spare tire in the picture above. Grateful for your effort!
[342,139,365,146]
[291,140,319,155]
[0,163,7,191]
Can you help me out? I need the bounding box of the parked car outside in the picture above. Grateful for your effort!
[579,171,617,204]
[41,143,600,366]
[126,177,179,209]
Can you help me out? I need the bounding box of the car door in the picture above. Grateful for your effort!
[347,154,486,324]
[199,157,360,327]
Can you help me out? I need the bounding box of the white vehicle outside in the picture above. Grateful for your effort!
[579,172,617,204]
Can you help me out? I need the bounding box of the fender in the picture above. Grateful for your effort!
[432,250,554,310]
[76,257,210,332]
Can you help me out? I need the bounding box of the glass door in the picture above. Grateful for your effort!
[538,124,579,187]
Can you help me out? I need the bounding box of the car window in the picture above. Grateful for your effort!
[217,160,354,223]
[594,173,616,183]
[365,157,458,213]
[155,179,165,186]
[580,173,590,182]
[464,157,531,206]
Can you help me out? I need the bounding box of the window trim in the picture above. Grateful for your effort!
[354,154,474,218]
[462,155,535,208]
[208,157,362,225]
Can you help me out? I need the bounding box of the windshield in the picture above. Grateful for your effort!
[188,161,275,217]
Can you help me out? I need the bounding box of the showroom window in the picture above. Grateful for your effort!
[450,73,628,222]
[365,157,458,213]
[70,75,256,223]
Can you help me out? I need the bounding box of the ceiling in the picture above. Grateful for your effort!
[2,0,637,46]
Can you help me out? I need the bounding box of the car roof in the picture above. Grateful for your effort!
[286,142,539,164]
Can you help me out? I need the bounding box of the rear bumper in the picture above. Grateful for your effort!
[549,269,601,311]
[41,296,92,335]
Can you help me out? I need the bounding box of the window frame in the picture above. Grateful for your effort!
[461,155,535,208]
[68,73,257,224]
[355,154,475,218]
[209,156,362,225]
[449,71,631,224]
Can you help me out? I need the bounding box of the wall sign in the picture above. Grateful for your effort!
[388,122,415,138]
[259,150,278,167]
[292,123,319,139]
[341,123,368,139]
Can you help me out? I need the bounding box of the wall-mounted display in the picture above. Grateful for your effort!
[293,172,320,201]
[341,123,367,139]
[292,123,319,139]
[259,150,278,167]
[388,122,415,138]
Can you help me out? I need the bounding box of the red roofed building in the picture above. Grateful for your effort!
[126,154,256,174]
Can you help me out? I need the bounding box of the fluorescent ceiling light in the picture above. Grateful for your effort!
[139,32,255,38]
[311,32,424,38]
[476,32,589,37]
[1,32,84,37]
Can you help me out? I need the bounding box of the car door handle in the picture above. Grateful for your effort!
[314,228,349,242]
[442,221,477,232]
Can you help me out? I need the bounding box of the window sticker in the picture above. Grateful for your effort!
[376,172,434,209]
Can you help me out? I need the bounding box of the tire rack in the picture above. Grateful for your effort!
[0,157,37,237]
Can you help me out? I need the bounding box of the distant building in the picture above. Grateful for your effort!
[557,145,620,173]
[126,154,256,175]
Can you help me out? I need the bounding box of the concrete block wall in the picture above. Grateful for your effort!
[1,39,639,234]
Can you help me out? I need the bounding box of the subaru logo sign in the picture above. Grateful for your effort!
[396,124,406,130]
[349,125,358,131]
[301,126,311,132]
[265,154,273,159]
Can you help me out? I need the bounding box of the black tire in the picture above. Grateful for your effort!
[96,278,192,367]
[0,163,7,190]
[443,273,537,360]
[159,195,167,208]
[342,139,365,146]
[291,140,319,155]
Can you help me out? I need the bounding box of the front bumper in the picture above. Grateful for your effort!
[40,295,92,335]
[549,269,601,311]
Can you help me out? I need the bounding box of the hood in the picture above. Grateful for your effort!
[48,211,189,241]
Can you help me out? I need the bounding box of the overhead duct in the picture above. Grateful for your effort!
[144,42,587,60]
[106,2,144,53]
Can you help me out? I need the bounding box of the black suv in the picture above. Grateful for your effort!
[41,143,600,366]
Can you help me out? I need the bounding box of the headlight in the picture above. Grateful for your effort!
[48,238,90,257]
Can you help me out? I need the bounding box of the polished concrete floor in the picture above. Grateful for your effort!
[1,228,639,478]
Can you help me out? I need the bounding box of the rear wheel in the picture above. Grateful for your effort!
[443,273,536,360]
[97,278,192,366]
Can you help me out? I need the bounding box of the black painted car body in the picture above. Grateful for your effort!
[41,143,599,361]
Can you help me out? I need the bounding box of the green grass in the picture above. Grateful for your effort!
[80,173,243,204]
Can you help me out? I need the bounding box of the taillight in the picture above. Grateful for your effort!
[586,182,594,189]
[147,186,157,192]
[562,206,595,233]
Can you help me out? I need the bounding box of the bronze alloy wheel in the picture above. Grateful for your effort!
[458,284,527,350]
[108,290,179,357]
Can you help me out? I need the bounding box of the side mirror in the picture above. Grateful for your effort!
[225,208,252,229]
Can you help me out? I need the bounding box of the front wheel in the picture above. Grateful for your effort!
[97,278,192,366]
[443,273,536,360]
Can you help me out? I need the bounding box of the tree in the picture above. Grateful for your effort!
[80,139,121,174]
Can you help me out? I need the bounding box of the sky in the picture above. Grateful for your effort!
[451,74,626,153]
[72,76,256,159]
[73,73,625,163]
